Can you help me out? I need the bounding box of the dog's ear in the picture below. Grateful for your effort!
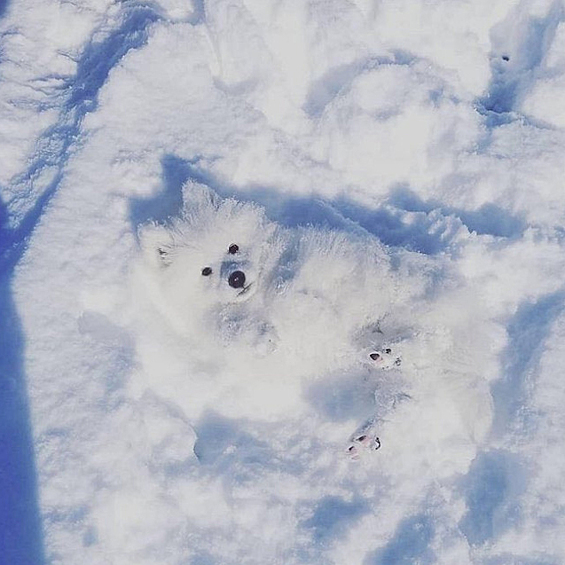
[138,222,175,268]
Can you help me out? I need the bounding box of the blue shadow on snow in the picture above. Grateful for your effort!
[133,155,523,257]
[192,411,304,486]
[303,51,414,118]
[389,185,525,239]
[0,205,45,564]
[303,495,369,545]
[365,514,435,565]
[305,372,376,423]
[129,155,186,228]
[3,4,160,269]
[491,291,565,436]
[0,5,160,562]
[66,5,160,113]
[475,1,562,131]
[478,4,562,116]
[459,450,526,546]
[0,0,9,18]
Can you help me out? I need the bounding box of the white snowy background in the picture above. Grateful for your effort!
[1,0,565,563]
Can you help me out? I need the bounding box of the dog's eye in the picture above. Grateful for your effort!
[228,244,239,254]
[201,267,212,276]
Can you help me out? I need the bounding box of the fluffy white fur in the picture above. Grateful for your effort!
[130,182,413,429]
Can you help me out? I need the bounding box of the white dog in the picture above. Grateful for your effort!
[130,181,415,458]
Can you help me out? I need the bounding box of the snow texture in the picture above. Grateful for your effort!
[2,0,565,563]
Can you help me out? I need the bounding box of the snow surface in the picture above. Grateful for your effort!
[2,0,565,563]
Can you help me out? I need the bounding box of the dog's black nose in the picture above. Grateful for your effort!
[228,270,246,289]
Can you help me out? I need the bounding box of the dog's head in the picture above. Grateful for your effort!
[139,183,285,325]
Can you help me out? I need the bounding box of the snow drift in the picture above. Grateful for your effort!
[2,0,565,563]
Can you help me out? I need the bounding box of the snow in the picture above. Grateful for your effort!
[1,0,565,564]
